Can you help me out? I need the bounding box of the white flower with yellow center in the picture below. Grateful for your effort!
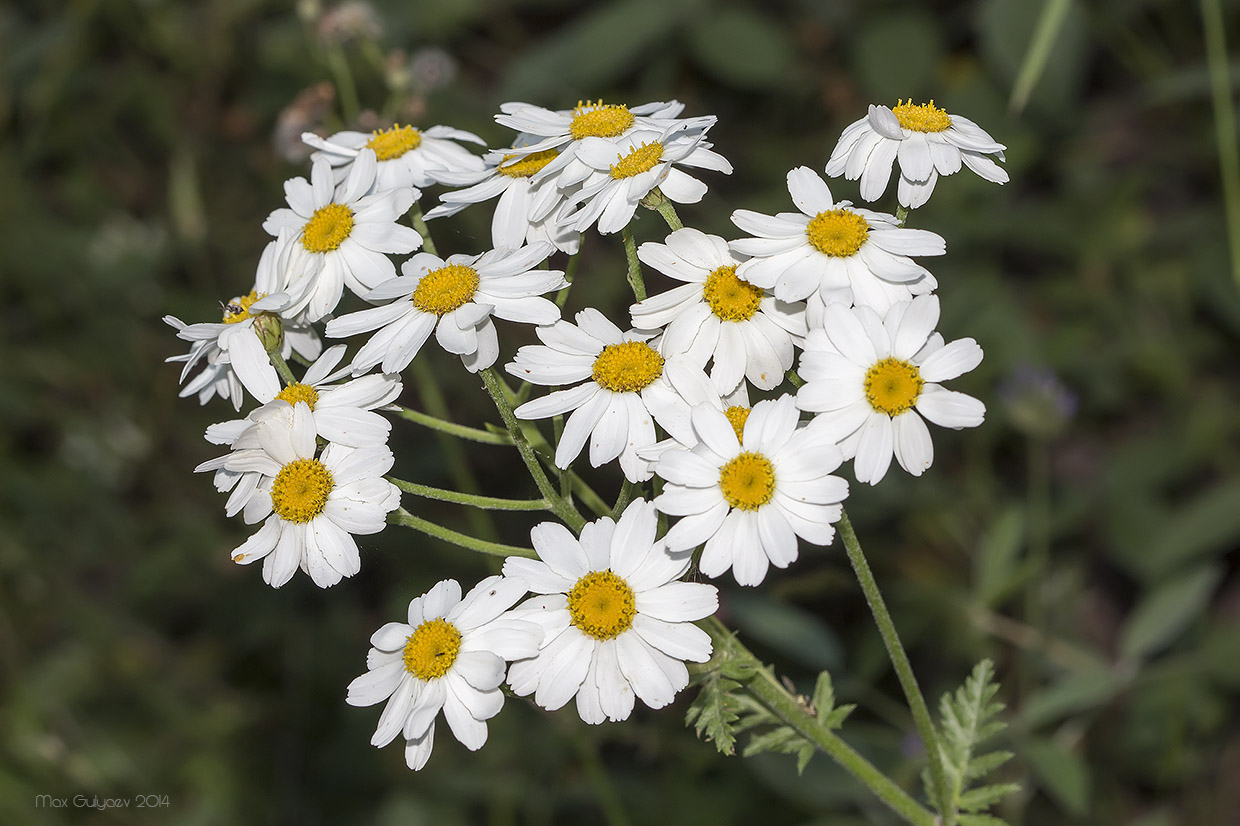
[730,166,945,316]
[502,500,718,724]
[796,295,985,485]
[221,401,401,588]
[557,122,732,236]
[263,149,423,321]
[346,576,542,771]
[424,144,581,254]
[302,123,486,190]
[653,396,847,587]
[632,227,806,393]
[326,243,566,374]
[826,100,1008,209]
[507,308,716,482]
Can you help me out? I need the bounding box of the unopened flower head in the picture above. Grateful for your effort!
[826,100,1008,209]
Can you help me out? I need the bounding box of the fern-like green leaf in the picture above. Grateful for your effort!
[685,674,742,755]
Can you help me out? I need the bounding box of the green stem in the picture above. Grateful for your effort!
[479,368,587,532]
[704,619,936,826]
[411,204,438,257]
[838,510,952,823]
[1201,0,1240,293]
[641,187,684,231]
[388,508,536,559]
[324,42,360,126]
[611,479,641,520]
[391,404,511,445]
[268,351,298,386]
[785,368,805,388]
[556,236,583,309]
[622,226,646,301]
[388,477,551,511]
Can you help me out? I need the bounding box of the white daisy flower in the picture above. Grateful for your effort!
[502,500,718,724]
[632,227,806,393]
[222,401,401,588]
[507,309,716,482]
[796,294,985,485]
[346,576,542,771]
[424,144,580,254]
[653,396,847,587]
[302,123,487,190]
[730,167,945,316]
[826,100,1008,209]
[262,149,423,321]
[325,243,566,374]
[557,121,732,236]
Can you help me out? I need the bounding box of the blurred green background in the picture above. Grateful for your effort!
[3,0,1240,823]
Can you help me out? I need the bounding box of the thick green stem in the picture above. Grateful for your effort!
[268,351,298,386]
[388,508,536,559]
[704,619,936,826]
[622,226,646,301]
[641,187,683,231]
[1201,0,1240,293]
[838,510,952,823]
[388,477,551,511]
[479,368,586,532]
[391,404,512,445]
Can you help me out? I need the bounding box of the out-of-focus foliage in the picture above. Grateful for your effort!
[2,0,1239,824]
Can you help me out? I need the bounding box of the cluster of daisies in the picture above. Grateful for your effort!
[166,97,1003,771]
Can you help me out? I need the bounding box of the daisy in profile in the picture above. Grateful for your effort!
[263,149,423,321]
[730,167,945,316]
[502,500,717,724]
[653,396,848,587]
[346,577,542,771]
[507,308,716,482]
[302,122,487,190]
[222,401,401,588]
[632,227,805,393]
[826,101,1008,209]
[326,243,565,374]
[796,294,985,485]
[558,121,731,236]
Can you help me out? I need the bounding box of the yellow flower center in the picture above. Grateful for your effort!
[302,203,354,253]
[864,357,924,416]
[591,341,664,393]
[891,99,952,133]
[703,265,763,322]
[412,264,480,316]
[724,405,751,443]
[610,141,664,179]
[718,451,776,510]
[806,209,870,258]
[222,291,261,324]
[270,458,334,523]
[402,617,462,680]
[366,124,423,160]
[275,383,320,410]
[567,570,636,640]
[569,100,635,140]
[498,149,559,178]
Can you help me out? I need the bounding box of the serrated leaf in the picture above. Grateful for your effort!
[959,783,1022,812]
[824,703,856,730]
[812,671,835,724]
[685,674,742,755]
[965,750,1014,780]
[936,659,1018,822]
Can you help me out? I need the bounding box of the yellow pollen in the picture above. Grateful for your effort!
[569,100,635,140]
[703,265,763,322]
[498,149,559,178]
[891,99,952,133]
[302,203,354,253]
[412,264,480,316]
[270,458,333,523]
[591,341,664,393]
[222,291,261,324]
[724,405,751,443]
[402,618,462,680]
[864,357,924,416]
[275,383,320,410]
[719,451,776,511]
[567,570,636,640]
[366,124,423,160]
[610,141,664,179]
[806,209,870,257]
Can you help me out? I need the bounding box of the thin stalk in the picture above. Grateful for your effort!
[388,478,551,511]
[568,471,612,518]
[838,510,952,823]
[410,203,438,256]
[1201,0,1240,293]
[622,226,646,301]
[268,351,298,386]
[611,478,640,520]
[785,368,805,388]
[556,235,583,309]
[642,187,683,231]
[391,404,511,445]
[388,508,536,559]
[704,619,936,826]
[323,42,360,125]
[479,368,587,532]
